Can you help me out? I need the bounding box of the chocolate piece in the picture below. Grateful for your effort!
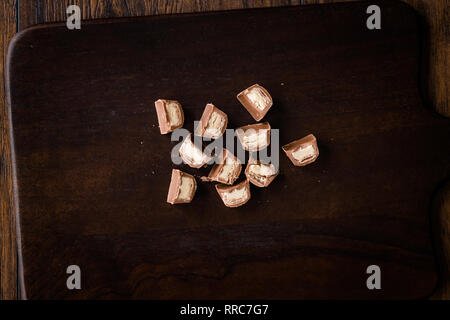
[237,84,273,121]
[236,122,271,151]
[245,156,279,187]
[195,103,228,139]
[215,179,251,208]
[154,99,184,134]
[207,149,242,185]
[179,133,212,168]
[167,169,197,204]
[282,134,319,166]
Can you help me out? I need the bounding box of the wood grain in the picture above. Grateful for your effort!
[0,0,449,299]
[401,0,449,118]
[7,1,449,299]
[431,182,450,299]
[18,0,303,29]
[0,0,17,301]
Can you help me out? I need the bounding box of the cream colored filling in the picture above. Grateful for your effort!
[178,176,194,201]
[292,144,316,162]
[222,187,248,205]
[180,138,208,166]
[242,130,269,150]
[247,88,271,110]
[165,102,181,127]
[218,159,238,183]
[204,112,225,138]
[248,163,275,183]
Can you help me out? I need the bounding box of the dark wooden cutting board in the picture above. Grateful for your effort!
[6,1,450,299]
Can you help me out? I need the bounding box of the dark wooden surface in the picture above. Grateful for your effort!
[1,0,449,300]
[6,1,449,299]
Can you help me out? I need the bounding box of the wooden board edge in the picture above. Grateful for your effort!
[0,0,18,300]
[430,181,450,299]
[6,0,449,300]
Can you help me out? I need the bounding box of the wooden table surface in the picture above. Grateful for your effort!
[0,0,448,300]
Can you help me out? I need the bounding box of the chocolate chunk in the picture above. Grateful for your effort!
[195,103,228,139]
[167,169,197,204]
[206,148,242,185]
[179,133,212,168]
[215,179,251,208]
[237,84,273,121]
[236,122,271,151]
[245,156,279,187]
[282,134,319,166]
[154,99,184,134]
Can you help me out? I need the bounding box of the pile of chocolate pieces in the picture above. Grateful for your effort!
[155,84,319,208]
